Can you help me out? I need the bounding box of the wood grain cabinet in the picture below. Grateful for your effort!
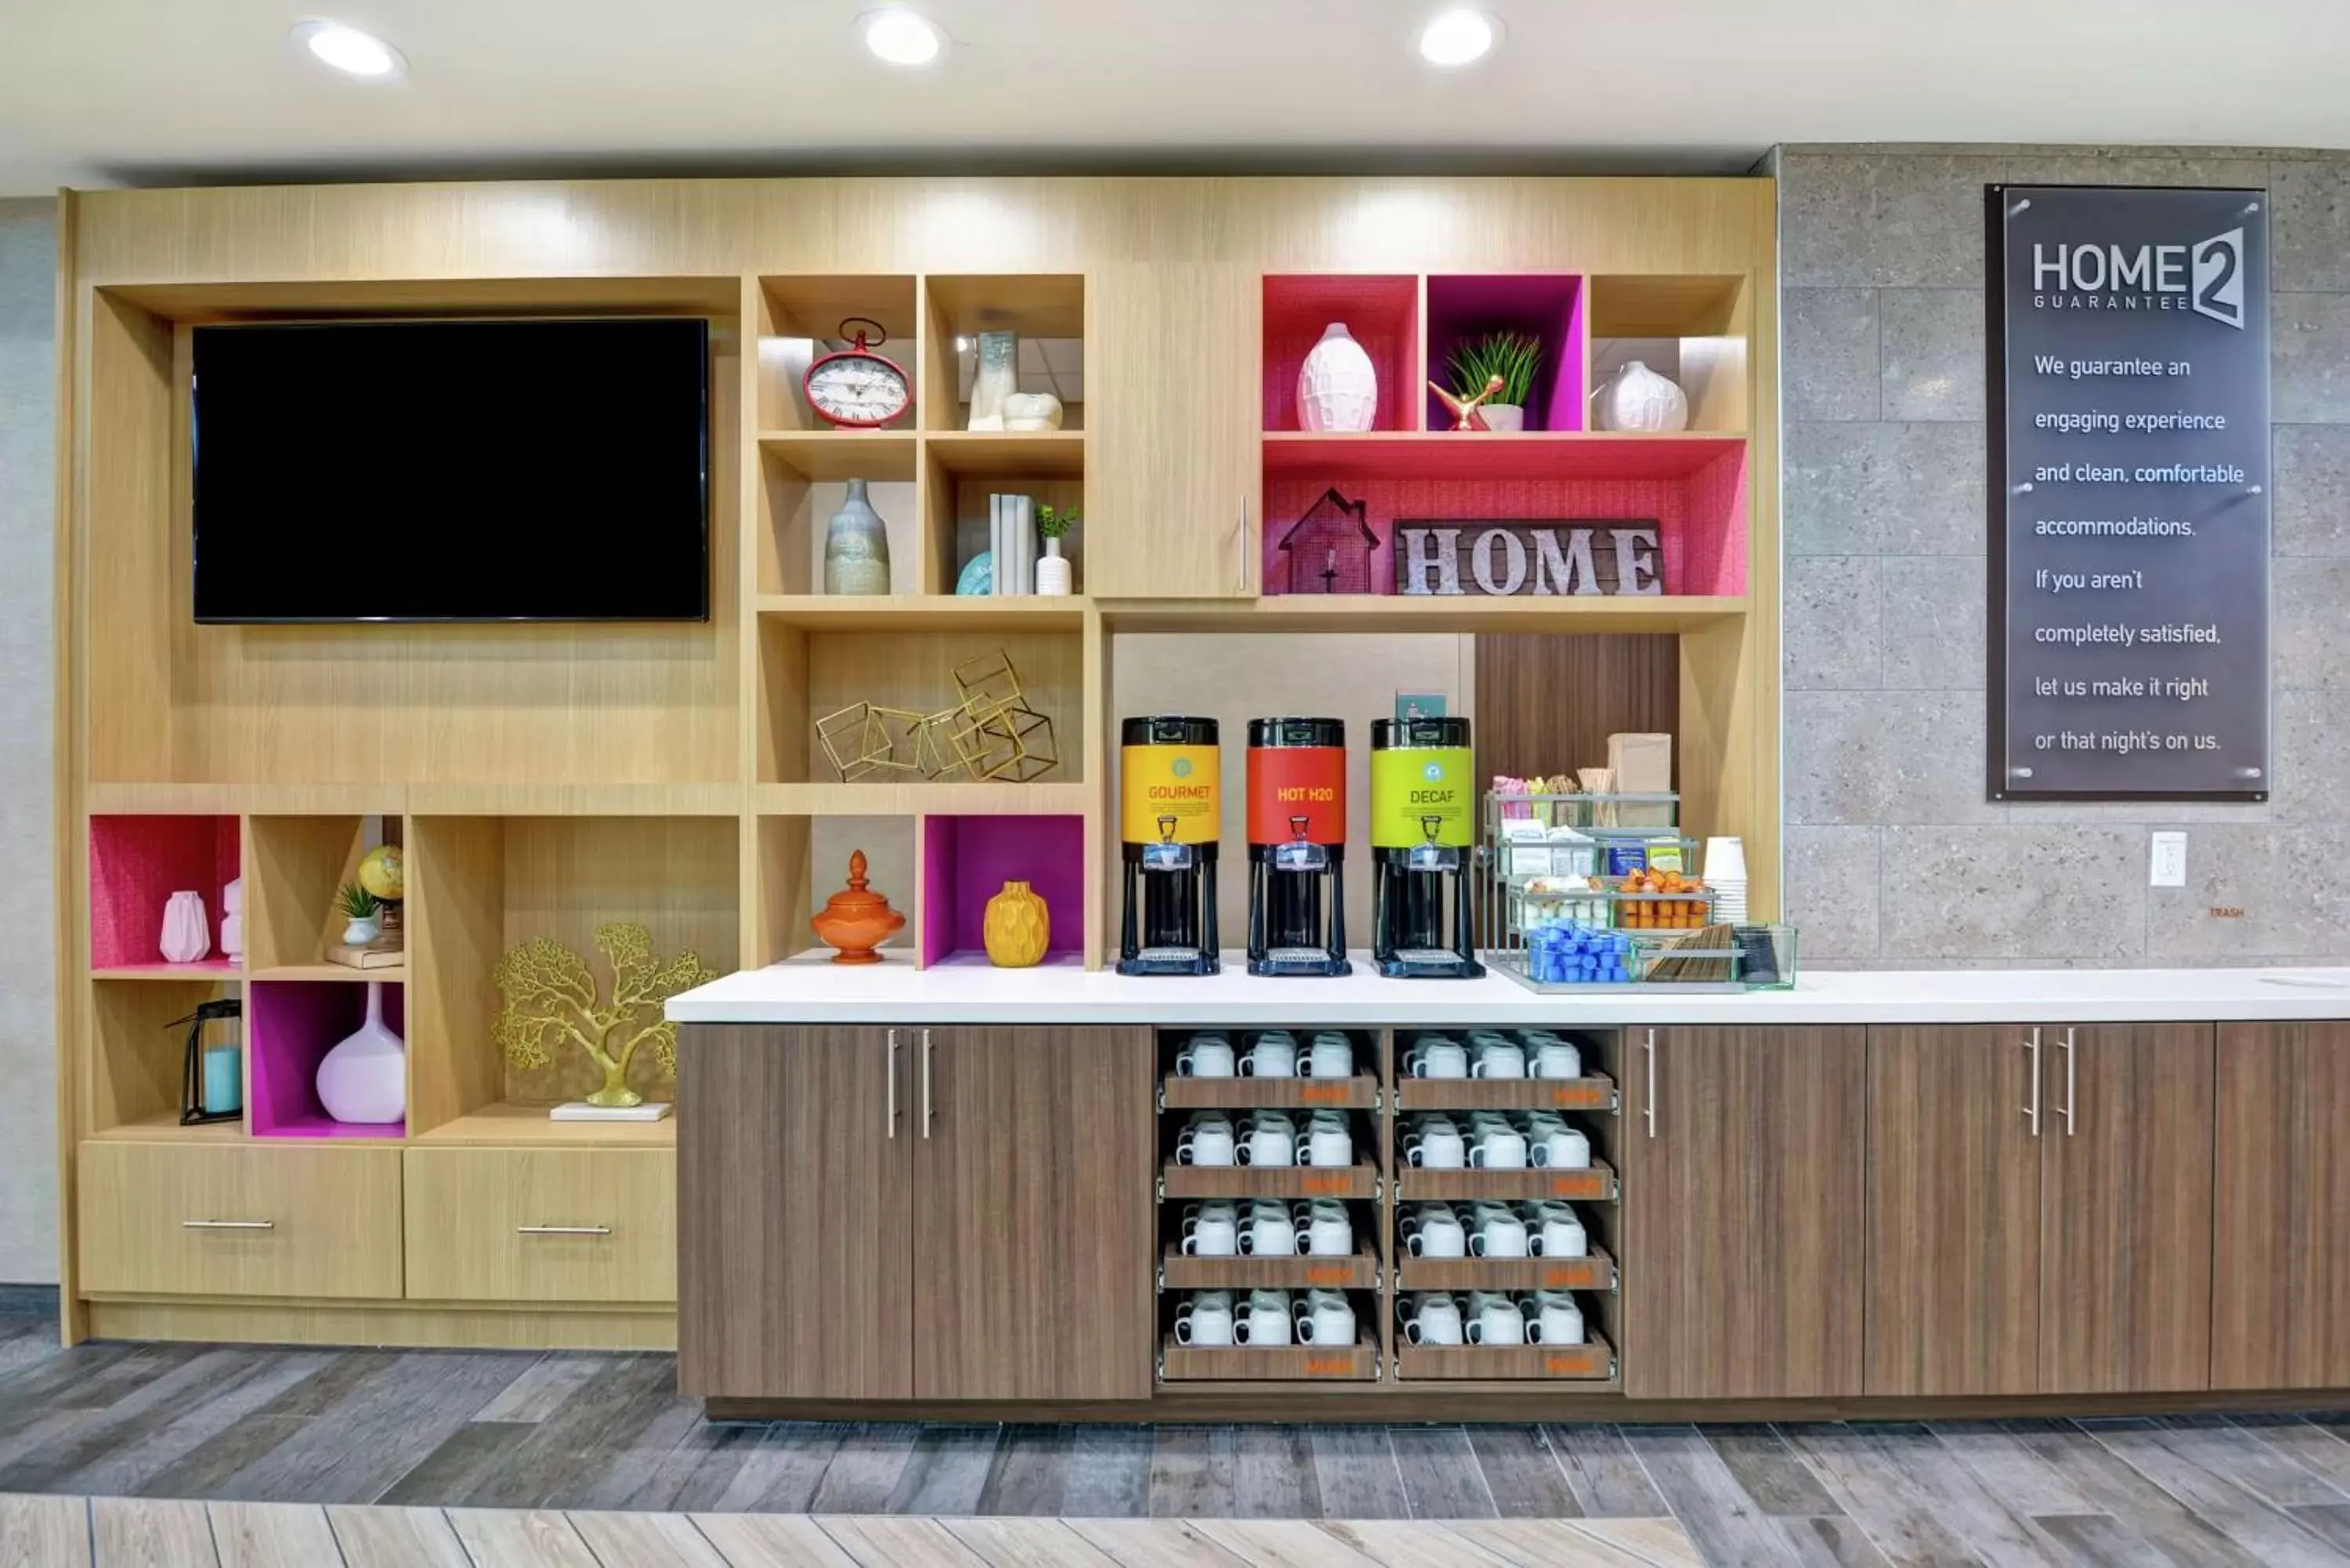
[1622,1025,1867,1399]
[2213,1021,2350,1389]
[1087,262,1261,597]
[404,1147,675,1305]
[679,1023,1154,1404]
[1864,1024,2214,1397]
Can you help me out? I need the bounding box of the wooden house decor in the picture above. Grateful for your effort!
[1275,488,1379,594]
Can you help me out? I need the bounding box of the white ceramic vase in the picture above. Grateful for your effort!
[967,331,1018,431]
[1036,536,1072,595]
[1001,391,1064,432]
[219,877,244,960]
[1479,403,1526,433]
[159,891,211,963]
[1596,360,1689,432]
[317,981,406,1125]
[1296,323,1377,432]
[342,915,381,946]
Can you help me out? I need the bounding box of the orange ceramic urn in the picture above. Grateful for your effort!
[811,850,904,963]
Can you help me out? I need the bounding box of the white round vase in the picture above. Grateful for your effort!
[317,981,407,1124]
[1036,537,1072,595]
[1479,403,1526,433]
[1296,323,1377,432]
[1596,360,1689,432]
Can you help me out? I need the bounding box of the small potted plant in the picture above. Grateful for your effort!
[1446,331,1543,432]
[336,882,383,946]
[1035,504,1076,595]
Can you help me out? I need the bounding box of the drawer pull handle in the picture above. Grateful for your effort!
[183,1219,273,1230]
[517,1224,613,1237]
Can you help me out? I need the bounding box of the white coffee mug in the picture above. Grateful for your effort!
[1307,1033,1355,1078]
[1522,1289,1585,1346]
[1470,1205,1531,1259]
[1528,1035,1582,1080]
[1466,1291,1526,1346]
[1405,1036,1467,1079]
[1306,1116,1354,1169]
[1526,1203,1588,1259]
[1405,1118,1466,1170]
[1176,1034,1235,1078]
[1293,1288,1357,1346]
[1176,1115,1236,1167]
[1180,1201,1241,1257]
[1237,1288,1292,1346]
[1239,1115,1296,1168]
[1404,1209,1467,1259]
[1240,1205,1298,1256]
[1174,1290,1234,1346]
[1402,1292,1463,1346]
[1470,1125,1528,1169]
[1303,1201,1354,1256]
[1530,1124,1590,1170]
[1242,1032,1297,1078]
[1471,1039,1527,1079]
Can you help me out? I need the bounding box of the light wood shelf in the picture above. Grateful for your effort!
[752,780,1091,816]
[757,430,919,482]
[247,963,404,983]
[91,963,242,982]
[755,594,1091,629]
[414,1101,678,1148]
[88,1111,248,1143]
[925,431,1086,478]
[1101,596,1744,634]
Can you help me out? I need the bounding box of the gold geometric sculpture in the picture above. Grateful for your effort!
[493,923,719,1110]
[814,647,1060,784]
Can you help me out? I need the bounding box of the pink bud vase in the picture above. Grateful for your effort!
[316,981,405,1124]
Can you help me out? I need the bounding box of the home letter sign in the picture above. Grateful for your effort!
[1393,520,1661,597]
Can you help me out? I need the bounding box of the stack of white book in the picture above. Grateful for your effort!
[989,494,1033,596]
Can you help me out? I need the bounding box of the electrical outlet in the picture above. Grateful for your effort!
[2150,832,2187,888]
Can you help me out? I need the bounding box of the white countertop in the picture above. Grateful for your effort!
[667,950,2350,1027]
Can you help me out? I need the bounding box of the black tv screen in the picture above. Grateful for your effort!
[192,317,710,622]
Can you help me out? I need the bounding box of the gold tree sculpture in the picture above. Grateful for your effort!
[493,923,718,1109]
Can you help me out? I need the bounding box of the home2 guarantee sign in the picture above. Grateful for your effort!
[1989,185,2270,800]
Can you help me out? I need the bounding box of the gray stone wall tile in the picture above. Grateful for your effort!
[1879,556,1988,690]
[1879,290,1985,421]
[1783,288,1878,421]
[2275,293,2350,424]
[1994,155,2272,194]
[1779,154,1988,289]
[1785,421,1985,557]
[2272,159,2350,292]
[2148,825,2350,959]
[2274,556,2350,689]
[1785,690,2005,827]
[2269,688,2350,822]
[1881,826,2147,962]
[1782,826,1881,960]
[1784,556,1881,690]
[2274,425,2350,556]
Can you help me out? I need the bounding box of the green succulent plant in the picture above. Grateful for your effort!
[1448,331,1545,409]
[335,883,381,919]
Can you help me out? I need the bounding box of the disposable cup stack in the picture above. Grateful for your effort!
[1704,837,1749,925]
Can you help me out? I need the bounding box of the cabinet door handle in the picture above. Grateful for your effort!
[517,1225,611,1237]
[1643,1028,1658,1140]
[182,1219,272,1230]
[922,1028,935,1137]
[887,1028,899,1139]
[2059,1027,2077,1136]
[1235,495,1250,593]
[2023,1027,2042,1137]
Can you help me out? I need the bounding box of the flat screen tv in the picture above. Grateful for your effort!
[192,316,710,622]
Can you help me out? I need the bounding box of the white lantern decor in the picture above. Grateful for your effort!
[1296,323,1378,432]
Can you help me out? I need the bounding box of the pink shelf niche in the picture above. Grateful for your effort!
[1425,274,1587,433]
[90,815,240,970]
[248,978,405,1139]
[919,815,1085,967]
[1263,276,1419,432]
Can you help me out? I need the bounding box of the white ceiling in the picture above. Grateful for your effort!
[2,0,2345,196]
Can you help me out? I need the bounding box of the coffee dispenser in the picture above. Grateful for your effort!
[1118,715,1221,975]
[1368,715,1484,978]
[1245,717,1350,977]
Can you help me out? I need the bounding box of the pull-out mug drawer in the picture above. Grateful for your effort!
[78,1142,404,1299]
[404,1147,675,1303]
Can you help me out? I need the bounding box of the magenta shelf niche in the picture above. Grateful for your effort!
[248,978,405,1139]
[89,814,240,970]
[1425,274,1586,434]
[1263,275,1419,433]
[919,814,1085,966]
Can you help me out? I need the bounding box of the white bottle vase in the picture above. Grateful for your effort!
[1296,323,1377,432]
[1596,360,1689,432]
[1036,536,1072,595]
[317,981,406,1125]
[159,891,211,963]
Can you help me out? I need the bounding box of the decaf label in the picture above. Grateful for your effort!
[1990,186,2270,800]
[1121,744,1220,844]
[1369,747,1472,848]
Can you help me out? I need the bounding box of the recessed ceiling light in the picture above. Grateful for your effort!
[1418,8,1499,67]
[861,9,945,67]
[292,20,405,78]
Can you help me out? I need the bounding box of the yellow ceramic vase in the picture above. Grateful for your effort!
[983,880,1050,967]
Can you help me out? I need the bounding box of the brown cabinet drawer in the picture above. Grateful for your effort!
[78,1142,404,1299]
[405,1147,675,1304]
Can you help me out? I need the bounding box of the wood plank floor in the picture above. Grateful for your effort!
[1,1316,2347,1565]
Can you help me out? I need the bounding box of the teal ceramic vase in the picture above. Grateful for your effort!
[823,479,891,595]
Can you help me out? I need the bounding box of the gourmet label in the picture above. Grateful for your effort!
[1246,746,1346,845]
[1368,746,1472,848]
[1120,743,1220,844]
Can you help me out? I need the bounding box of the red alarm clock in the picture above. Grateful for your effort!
[804,317,912,428]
